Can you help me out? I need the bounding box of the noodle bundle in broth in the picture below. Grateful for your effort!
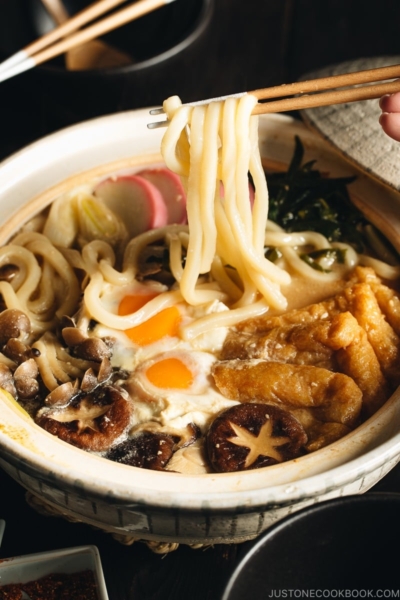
[0,95,400,474]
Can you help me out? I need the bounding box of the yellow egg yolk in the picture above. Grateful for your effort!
[145,357,194,389]
[118,292,159,315]
[118,294,182,346]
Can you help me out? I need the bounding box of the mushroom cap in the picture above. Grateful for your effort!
[0,309,31,345]
[36,385,133,452]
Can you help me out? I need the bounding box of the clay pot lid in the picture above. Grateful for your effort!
[300,55,400,192]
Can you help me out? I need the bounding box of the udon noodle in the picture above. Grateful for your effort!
[162,94,290,309]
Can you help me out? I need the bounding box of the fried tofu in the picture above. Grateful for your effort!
[212,360,362,426]
[215,266,400,447]
[342,282,400,384]
[222,311,360,365]
[303,421,352,453]
[373,284,400,336]
[221,321,337,368]
[233,297,339,335]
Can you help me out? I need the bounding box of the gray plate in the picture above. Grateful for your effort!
[300,55,400,191]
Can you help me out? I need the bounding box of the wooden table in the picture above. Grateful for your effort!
[1,1,400,598]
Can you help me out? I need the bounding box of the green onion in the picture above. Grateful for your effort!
[265,247,282,263]
[300,248,347,272]
[77,194,127,247]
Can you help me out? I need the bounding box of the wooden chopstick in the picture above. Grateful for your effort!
[0,0,127,74]
[252,63,400,101]
[148,63,400,128]
[252,78,400,115]
[0,0,177,83]
[251,63,400,114]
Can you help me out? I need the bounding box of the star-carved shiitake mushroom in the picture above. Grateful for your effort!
[35,384,133,452]
[206,403,308,473]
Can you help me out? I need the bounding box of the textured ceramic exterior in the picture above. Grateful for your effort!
[1,111,400,545]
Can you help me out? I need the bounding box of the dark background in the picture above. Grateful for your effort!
[1,0,400,159]
[1,0,400,598]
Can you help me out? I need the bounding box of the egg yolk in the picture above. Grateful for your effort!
[119,294,182,346]
[118,292,159,315]
[146,357,194,389]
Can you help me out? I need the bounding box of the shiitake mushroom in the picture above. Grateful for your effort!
[206,403,308,472]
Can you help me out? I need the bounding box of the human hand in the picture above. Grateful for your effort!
[379,92,400,142]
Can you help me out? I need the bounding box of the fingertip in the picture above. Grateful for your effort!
[379,95,391,110]
[379,112,388,124]
[379,90,400,113]
[380,112,400,142]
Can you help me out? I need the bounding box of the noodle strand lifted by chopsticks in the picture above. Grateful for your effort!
[162,94,291,313]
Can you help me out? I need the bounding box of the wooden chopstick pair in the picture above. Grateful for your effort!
[0,0,177,83]
[148,63,400,128]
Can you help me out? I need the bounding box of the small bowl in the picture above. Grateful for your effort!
[221,493,400,598]
[0,111,400,547]
[0,545,109,599]
[0,0,215,118]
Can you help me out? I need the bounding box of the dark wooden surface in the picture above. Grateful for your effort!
[1,1,400,598]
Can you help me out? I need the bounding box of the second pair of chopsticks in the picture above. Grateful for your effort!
[148,63,400,128]
[0,0,177,83]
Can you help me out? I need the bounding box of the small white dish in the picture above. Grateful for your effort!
[0,545,109,599]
